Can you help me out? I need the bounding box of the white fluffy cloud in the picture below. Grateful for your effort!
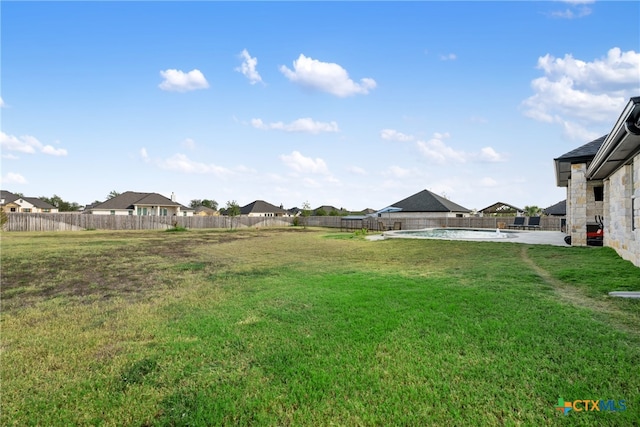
[0,97,5,108]
[279,54,376,97]
[522,48,640,139]
[1,172,27,184]
[280,151,329,174]
[251,118,339,134]
[236,49,263,85]
[416,133,467,163]
[380,129,414,142]
[440,53,457,61]
[0,132,67,156]
[478,147,506,162]
[159,69,209,92]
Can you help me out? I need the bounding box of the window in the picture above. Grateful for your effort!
[110,210,115,215]
[10,208,16,212]
[594,186,604,202]
[128,210,133,215]
[23,208,31,213]
[43,209,50,213]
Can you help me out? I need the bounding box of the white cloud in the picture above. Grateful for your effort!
[0,97,5,108]
[252,118,339,134]
[478,147,506,162]
[522,48,640,139]
[416,133,467,163]
[280,151,329,174]
[2,153,19,160]
[380,129,414,142]
[140,147,149,162]
[1,172,27,184]
[159,69,209,92]
[157,153,231,176]
[439,53,457,61]
[41,145,68,156]
[279,54,376,97]
[0,132,67,156]
[236,49,263,85]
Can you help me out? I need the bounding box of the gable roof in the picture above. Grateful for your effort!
[478,202,523,214]
[240,200,287,215]
[313,205,347,214]
[91,191,187,210]
[389,189,471,213]
[1,191,56,209]
[554,135,607,187]
[1,190,19,204]
[543,200,566,216]
[23,197,57,209]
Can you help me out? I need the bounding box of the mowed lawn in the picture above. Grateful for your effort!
[1,228,639,426]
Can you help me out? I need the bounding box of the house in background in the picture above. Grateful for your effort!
[381,189,471,219]
[240,200,291,217]
[554,96,640,267]
[313,205,348,216]
[194,206,218,216]
[478,202,524,217]
[86,191,194,216]
[1,190,58,213]
[543,200,566,217]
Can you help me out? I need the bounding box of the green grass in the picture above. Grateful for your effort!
[1,228,639,426]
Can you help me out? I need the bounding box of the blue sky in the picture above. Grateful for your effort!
[2,1,639,212]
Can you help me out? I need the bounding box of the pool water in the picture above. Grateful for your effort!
[386,228,517,240]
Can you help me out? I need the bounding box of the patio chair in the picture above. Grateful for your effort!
[525,216,541,230]
[507,217,525,229]
[378,221,388,231]
[393,221,402,230]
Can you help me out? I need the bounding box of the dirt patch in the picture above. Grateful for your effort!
[0,230,261,310]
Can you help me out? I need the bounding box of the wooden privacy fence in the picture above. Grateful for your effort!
[4,213,565,232]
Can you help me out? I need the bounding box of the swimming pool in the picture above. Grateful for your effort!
[385,228,517,240]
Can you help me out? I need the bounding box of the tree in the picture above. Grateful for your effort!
[315,208,327,216]
[107,190,121,200]
[524,205,542,216]
[190,199,218,210]
[39,194,81,212]
[301,201,311,229]
[225,200,240,230]
[202,199,218,210]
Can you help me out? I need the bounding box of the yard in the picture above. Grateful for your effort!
[1,228,638,426]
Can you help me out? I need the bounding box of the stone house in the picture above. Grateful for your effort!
[554,97,640,267]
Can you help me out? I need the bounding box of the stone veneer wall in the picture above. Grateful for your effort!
[605,156,640,267]
[568,163,588,246]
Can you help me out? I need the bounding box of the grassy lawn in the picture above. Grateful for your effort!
[1,228,638,426]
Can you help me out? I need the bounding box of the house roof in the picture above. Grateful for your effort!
[91,191,191,210]
[1,191,56,209]
[554,135,607,187]
[588,97,640,180]
[389,189,471,213]
[478,202,523,214]
[313,205,347,214]
[1,190,19,204]
[544,200,566,216]
[23,197,56,209]
[240,200,287,215]
[194,206,217,214]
